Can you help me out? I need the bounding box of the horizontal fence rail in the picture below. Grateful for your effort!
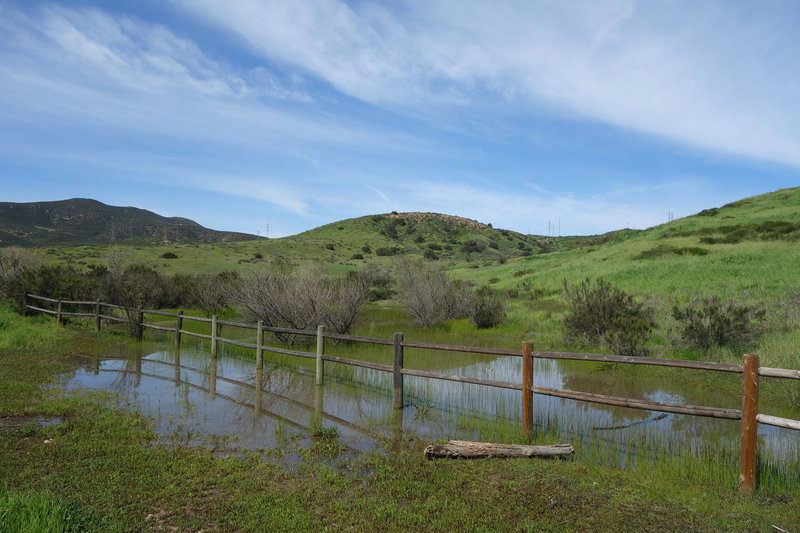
[22,293,800,494]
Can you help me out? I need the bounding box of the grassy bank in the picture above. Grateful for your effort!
[1,307,799,531]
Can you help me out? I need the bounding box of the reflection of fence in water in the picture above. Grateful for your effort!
[84,351,386,451]
[26,293,800,493]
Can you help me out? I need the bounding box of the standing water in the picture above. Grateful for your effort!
[65,340,799,485]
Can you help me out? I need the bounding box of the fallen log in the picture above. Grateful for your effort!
[424,440,574,459]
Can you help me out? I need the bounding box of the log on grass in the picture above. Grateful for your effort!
[424,440,574,459]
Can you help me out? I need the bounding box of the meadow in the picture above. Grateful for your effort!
[2,187,800,530]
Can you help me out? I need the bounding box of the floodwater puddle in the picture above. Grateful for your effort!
[62,341,799,473]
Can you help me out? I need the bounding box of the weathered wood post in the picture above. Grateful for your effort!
[94,299,101,332]
[393,332,404,409]
[175,310,183,347]
[136,307,144,340]
[210,315,218,358]
[522,341,534,436]
[256,320,264,372]
[315,325,325,386]
[56,299,63,326]
[312,384,324,429]
[255,321,264,415]
[21,293,28,317]
[740,353,760,494]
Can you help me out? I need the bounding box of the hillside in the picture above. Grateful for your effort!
[452,186,800,301]
[0,198,258,246]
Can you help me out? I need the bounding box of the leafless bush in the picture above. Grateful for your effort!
[234,261,370,344]
[190,271,238,317]
[0,246,44,298]
[396,258,473,327]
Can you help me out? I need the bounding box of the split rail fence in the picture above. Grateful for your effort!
[24,293,800,493]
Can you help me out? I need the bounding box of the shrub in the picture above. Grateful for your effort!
[376,247,400,256]
[235,262,370,341]
[414,235,425,244]
[161,251,178,259]
[562,277,655,356]
[351,253,364,260]
[254,252,263,259]
[471,286,506,329]
[362,245,372,254]
[325,243,335,250]
[396,259,473,327]
[423,249,438,260]
[671,296,766,350]
[461,240,485,253]
[427,243,442,250]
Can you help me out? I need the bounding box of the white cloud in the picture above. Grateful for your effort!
[172,0,800,168]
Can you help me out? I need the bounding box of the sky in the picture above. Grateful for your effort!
[1,1,799,238]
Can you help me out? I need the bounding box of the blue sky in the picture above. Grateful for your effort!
[1,0,798,237]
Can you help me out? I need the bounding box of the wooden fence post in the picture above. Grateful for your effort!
[256,320,264,372]
[393,332,404,409]
[255,321,264,416]
[21,292,28,317]
[136,307,144,340]
[95,299,101,332]
[211,315,218,358]
[175,310,183,347]
[522,341,534,436]
[56,299,63,326]
[740,352,760,494]
[315,325,325,386]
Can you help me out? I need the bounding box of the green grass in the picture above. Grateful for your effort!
[1,309,799,530]
[0,486,123,532]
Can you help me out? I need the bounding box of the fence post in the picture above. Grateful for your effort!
[522,341,534,436]
[739,353,760,494]
[211,315,218,358]
[95,299,101,332]
[393,332,404,409]
[22,292,28,317]
[56,299,63,326]
[256,320,264,372]
[315,325,325,386]
[136,307,144,340]
[175,310,183,347]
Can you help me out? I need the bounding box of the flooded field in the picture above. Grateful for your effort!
[64,339,799,484]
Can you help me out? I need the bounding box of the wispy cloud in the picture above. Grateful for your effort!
[173,0,800,168]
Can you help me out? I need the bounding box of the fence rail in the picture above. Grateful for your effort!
[23,293,800,494]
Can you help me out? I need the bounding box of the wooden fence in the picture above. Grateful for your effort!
[23,293,800,493]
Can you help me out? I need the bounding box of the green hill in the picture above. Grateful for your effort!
[452,186,800,301]
[0,198,258,247]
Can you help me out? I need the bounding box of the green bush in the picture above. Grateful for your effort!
[376,247,400,257]
[671,296,766,350]
[160,251,178,259]
[562,277,655,356]
[471,286,506,329]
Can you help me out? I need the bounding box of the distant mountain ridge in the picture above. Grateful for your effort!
[0,198,259,246]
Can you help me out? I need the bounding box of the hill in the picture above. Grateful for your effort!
[0,198,258,246]
[452,186,800,301]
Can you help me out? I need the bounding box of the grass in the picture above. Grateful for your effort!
[0,485,123,532]
[0,305,799,530]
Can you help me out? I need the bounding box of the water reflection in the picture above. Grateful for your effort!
[64,342,798,469]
